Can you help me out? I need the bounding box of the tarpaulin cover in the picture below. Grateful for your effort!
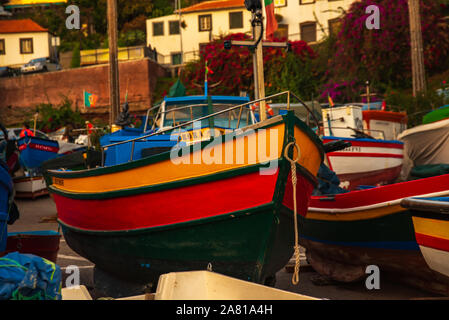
[398,118,449,180]
[0,252,61,300]
[313,163,349,196]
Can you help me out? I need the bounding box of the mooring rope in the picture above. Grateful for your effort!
[284,140,301,285]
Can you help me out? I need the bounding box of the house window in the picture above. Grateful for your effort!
[329,18,342,36]
[0,39,4,55]
[20,38,33,54]
[199,14,212,32]
[300,22,317,43]
[229,11,243,29]
[171,52,182,65]
[169,21,180,35]
[299,0,315,4]
[153,22,164,36]
[274,24,288,40]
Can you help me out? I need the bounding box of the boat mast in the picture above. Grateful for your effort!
[107,0,120,127]
[224,0,288,122]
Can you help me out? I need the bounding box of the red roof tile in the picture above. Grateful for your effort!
[0,19,48,33]
[180,0,244,13]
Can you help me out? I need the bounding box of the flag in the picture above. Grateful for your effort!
[84,91,98,108]
[205,61,213,78]
[264,0,278,41]
[381,100,386,111]
[328,94,335,107]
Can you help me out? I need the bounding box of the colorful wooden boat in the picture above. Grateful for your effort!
[17,136,60,169]
[13,175,48,199]
[322,136,403,190]
[47,110,324,285]
[300,174,449,294]
[321,104,404,190]
[402,197,449,281]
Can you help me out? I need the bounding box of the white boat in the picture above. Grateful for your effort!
[13,175,48,199]
[322,105,404,190]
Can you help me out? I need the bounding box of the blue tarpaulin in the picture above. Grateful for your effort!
[0,252,62,300]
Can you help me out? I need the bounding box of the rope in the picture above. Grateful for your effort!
[284,141,301,285]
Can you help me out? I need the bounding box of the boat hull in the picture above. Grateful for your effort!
[323,137,403,190]
[405,198,449,281]
[302,175,449,294]
[13,176,48,199]
[47,113,323,284]
[60,205,297,284]
[17,136,59,169]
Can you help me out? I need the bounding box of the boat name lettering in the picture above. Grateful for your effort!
[342,146,361,152]
[54,178,64,186]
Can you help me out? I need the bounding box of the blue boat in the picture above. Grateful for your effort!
[101,93,253,166]
[0,160,13,252]
[17,136,60,169]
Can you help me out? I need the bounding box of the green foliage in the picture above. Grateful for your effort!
[35,98,85,133]
[385,89,449,126]
[70,43,81,68]
[118,30,146,47]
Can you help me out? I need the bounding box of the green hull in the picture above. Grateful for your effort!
[60,204,295,285]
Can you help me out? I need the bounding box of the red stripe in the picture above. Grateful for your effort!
[309,173,449,209]
[282,173,315,217]
[415,233,449,252]
[323,139,403,149]
[329,152,403,159]
[55,170,280,231]
[19,143,59,153]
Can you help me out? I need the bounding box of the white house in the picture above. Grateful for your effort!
[0,19,55,68]
[146,0,358,66]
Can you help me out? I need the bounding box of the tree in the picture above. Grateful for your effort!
[182,33,317,98]
[324,0,449,102]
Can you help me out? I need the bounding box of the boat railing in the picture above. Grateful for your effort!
[324,126,386,140]
[100,91,320,166]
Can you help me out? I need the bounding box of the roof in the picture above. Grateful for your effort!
[5,0,67,8]
[180,0,245,13]
[0,19,48,33]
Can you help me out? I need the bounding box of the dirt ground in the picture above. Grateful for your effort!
[7,196,442,300]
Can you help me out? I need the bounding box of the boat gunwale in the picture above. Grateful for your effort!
[47,113,324,180]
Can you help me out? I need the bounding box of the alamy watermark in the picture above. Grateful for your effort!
[66,5,80,30]
[169,121,279,176]
[366,5,380,30]
[365,265,380,290]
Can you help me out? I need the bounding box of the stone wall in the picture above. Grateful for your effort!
[0,58,168,126]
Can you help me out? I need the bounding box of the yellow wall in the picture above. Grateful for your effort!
[146,9,252,65]
[146,0,357,65]
[0,32,50,67]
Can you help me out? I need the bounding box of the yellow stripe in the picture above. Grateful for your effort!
[52,123,322,194]
[307,204,405,221]
[412,217,449,240]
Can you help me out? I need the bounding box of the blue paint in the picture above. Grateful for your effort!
[322,136,404,145]
[0,162,12,252]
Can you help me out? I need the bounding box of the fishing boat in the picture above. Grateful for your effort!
[13,175,48,199]
[17,136,60,169]
[300,173,449,294]
[362,106,408,140]
[46,92,324,286]
[402,197,449,282]
[322,104,404,190]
